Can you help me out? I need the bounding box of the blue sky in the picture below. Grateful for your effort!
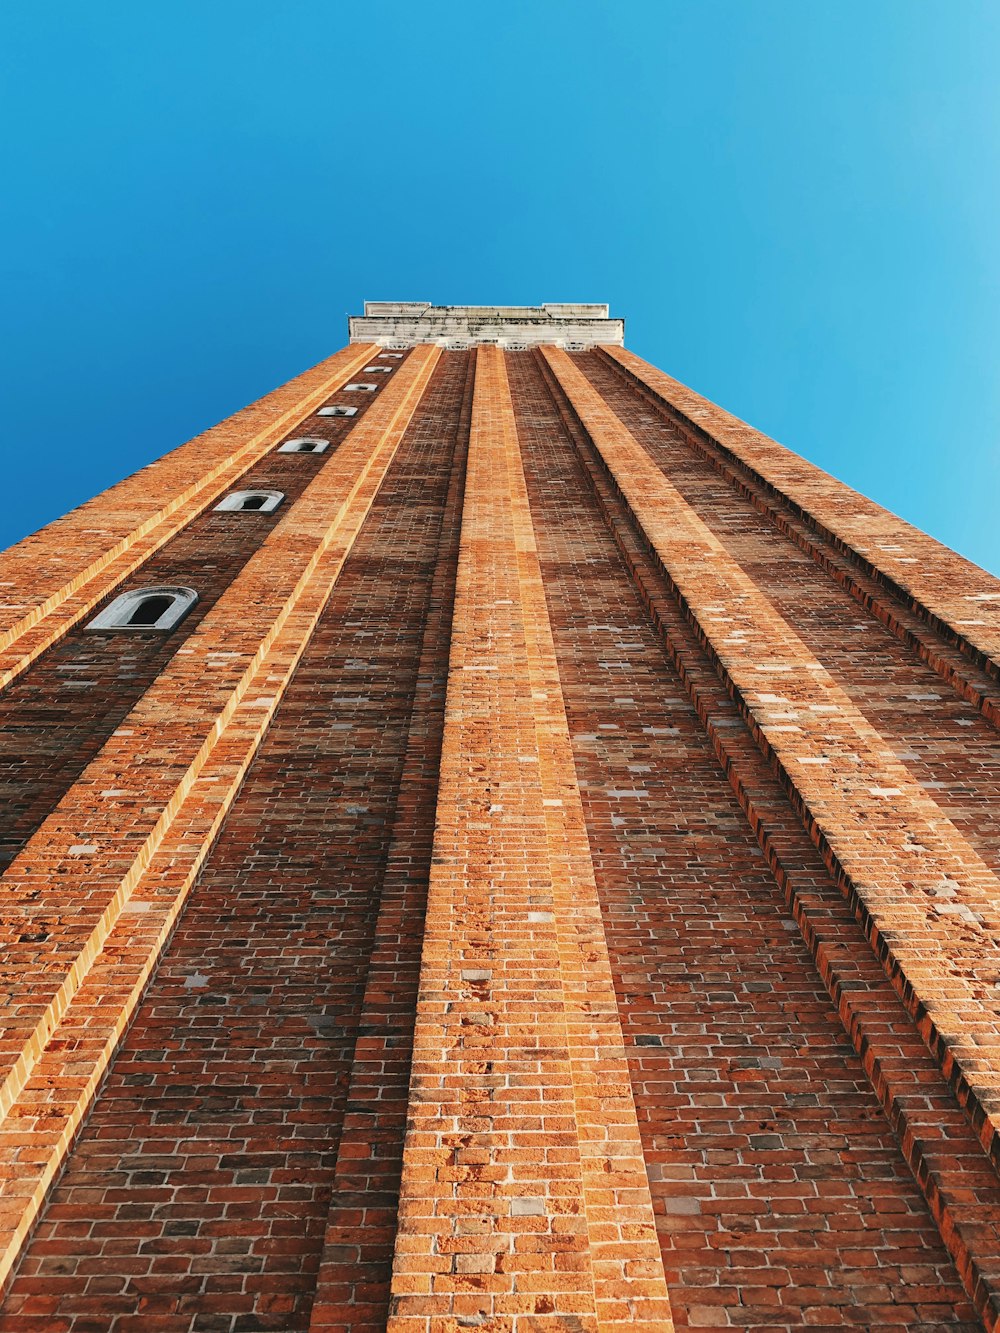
[3,3,999,571]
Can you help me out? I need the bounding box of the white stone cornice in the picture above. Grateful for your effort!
[348,301,624,349]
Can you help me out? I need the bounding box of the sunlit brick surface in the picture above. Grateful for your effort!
[386,347,672,1331]
[2,317,1000,1330]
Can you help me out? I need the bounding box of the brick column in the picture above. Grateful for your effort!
[386,347,672,1332]
[0,345,441,1294]
[604,345,1000,672]
[542,344,1000,1170]
[0,341,377,689]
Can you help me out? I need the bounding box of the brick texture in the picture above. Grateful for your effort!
[0,349,473,1332]
[386,347,672,1331]
[0,356,398,882]
[308,351,475,1333]
[0,346,439,1291]
[1,325,999,1331]
[516,348,993,1328]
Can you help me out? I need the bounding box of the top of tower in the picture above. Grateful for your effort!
[348,301,624,349]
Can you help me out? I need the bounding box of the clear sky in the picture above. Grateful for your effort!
[3,2,999,571]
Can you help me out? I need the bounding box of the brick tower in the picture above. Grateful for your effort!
[1,302,999,1332]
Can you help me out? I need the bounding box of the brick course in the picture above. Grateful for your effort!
[386,346,672,1331]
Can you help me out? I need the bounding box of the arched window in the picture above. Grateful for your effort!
[87,586,199,632]
[214,489,284,514]
[278,437,329,454]
[344,382,378,392]
[363,365,392,373]
[317,406,357,417]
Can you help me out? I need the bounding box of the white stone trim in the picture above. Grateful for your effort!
[214,489,285,514]
[279,437,329,454]
[87,586,199,632]
[350,301,623,348]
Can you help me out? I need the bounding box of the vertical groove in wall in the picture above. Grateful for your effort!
[595,348,1000,726]
[541,343,1000,1176]
[387,346,673,1331]
[308,349,476,1333]
[0,346,443,1297]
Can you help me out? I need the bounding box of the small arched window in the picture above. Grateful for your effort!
[344,382,378,392]
[363,365,392,373]
[214,489,284,514]
[317,406,357,417]
[87,586,199,632]
[278,437,329,454]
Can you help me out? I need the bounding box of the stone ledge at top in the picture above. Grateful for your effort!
[348,301,624,348]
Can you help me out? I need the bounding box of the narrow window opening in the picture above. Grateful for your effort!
[215,489,284,513]
[278,438,329,454]
[86,586,199,633]
[127,594,174,626]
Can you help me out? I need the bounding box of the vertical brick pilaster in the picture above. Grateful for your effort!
[387,347,672,1332]
[542,344,1000,1174]
[0,341,378,690]
[0,346,442,1295]
[308,351,476,1333]
[604,345,1000,673]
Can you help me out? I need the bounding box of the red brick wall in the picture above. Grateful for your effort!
[1,336,999,1332]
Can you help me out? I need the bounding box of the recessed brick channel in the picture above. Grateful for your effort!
[386,347,673,1331]
[0,343,378,691]
[582,349,1000,876]
[509,348,986,1329]
[0,350,471,1331]
[0,346,440,1292]
[0,354,399,881]
[603,346,1000,676]
[308,353,475,1333]
[542,346,1000,1177]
